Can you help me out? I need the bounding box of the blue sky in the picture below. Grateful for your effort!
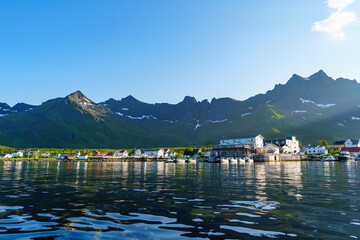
[1,0,360,106]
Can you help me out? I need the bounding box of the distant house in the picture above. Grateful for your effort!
[27,150,40,157]
[41,151,50,157]
[0,154,12,158]
[306,145,328,155]
[344,139,360,148]
[143,149,164,157]
[78,155,88,160]
[114,150,128,157]
[58,154,73,160]
[11,151,23,157]
[193,149,203,157]
[264,136,300,154]
[167,151,177,157]
[205,150,213,157]
[93,150,101,156]
[133,149,142,156]
[264,143,280,154]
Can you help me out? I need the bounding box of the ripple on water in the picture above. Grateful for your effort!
[0,206,23,213]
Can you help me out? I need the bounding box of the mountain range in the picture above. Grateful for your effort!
[0,70,359,148]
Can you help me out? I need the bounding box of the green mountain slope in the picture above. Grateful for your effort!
[0,70,360,148]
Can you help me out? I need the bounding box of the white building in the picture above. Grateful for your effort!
[344,139,360,148]
[114,150,128,157]
[11,151,23,157]
[143,149,164,157]
[78,155,88,160]
[264,143,280,154]
[220,135,264,149]
[265,136,300,154]
[133,149,142,156]
[41,151,50,157]
[306,145,328,155]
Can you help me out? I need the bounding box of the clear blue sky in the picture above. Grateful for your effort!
[1,0,360,106]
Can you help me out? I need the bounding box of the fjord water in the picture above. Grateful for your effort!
[0,161,359,239]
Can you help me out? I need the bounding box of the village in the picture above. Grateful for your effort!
[0,134,359,162]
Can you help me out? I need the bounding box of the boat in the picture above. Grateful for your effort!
[321,155,337,161]
[174,158,186,164]
[238,158,246,163]
[165,158,175,163]
[337,152,354,161]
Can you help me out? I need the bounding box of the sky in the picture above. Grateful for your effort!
[1,0,360,106]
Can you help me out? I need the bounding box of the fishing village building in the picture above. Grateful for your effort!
[306,145,328,155]
[264,136,300,154]
[340,139,360,154]
[214,134,301,161]
[214,135,264,158]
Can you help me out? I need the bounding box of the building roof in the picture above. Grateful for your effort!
[220,135,263,140]
[341,147,360,152]
[349,139,360,145]
[264,143,280,148]
[334,140,345,145]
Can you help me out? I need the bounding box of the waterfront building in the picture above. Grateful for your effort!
[78,155,88,160]
[114,150,128,157]
[306,145,328,155]
[133,149,142,156]
[264,136,300,154]
[220,135,264,148]
[11,151,24,157]
[214,134,264,158]
[143,149,164,157]
[263,143,280,154]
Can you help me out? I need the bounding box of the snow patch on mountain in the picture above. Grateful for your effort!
[241,112,251,117]
[122,108,129,110]
[338,122,345,127]
[209,119,228,123]
[299,98,315,104]
[293,110,306,113]
[0,114,7,117]
[299,98,335,108]
[162,120,174,124]
[317,104,336,108]
[194,120,201,131]
[115,112,123,116]
[352,116,360,120]
[127,115,156,120]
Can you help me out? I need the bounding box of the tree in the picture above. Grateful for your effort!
[183,148,193,156]
[317,140,329,149]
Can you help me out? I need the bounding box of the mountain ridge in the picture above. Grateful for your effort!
[0,70,359,148]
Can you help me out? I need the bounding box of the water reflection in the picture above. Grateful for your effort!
[0,161,358,239]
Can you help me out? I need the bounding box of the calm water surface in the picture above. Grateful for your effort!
[0,161,359,239]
